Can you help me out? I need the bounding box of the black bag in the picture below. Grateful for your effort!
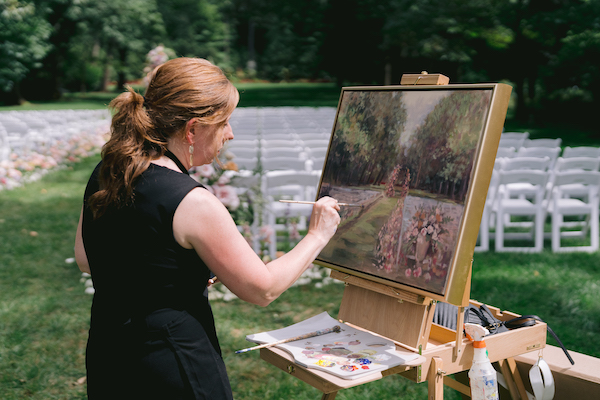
[464,304,509,335]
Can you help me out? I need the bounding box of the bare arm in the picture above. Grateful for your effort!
[75,207,91,274]
[173,189,340,306]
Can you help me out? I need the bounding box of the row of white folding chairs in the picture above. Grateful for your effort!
[477,168,600,253]
[0,110,110,159]
[497,145,600,160]
[229,108,335,132]
[228,131,331,146]
[230,156,326,175]
[498,131,562,150]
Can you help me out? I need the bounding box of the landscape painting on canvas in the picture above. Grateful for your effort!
[316,87,494,296]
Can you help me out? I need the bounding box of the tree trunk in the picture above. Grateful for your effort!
[12,81,26,105]
[101,54,112,92]
[247,20,257,76]
[116,48,128,91]
[384,61,392,86]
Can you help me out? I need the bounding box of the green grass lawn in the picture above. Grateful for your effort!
[1,155,599,399]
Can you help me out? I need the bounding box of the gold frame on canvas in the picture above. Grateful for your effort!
[314,83,512,307]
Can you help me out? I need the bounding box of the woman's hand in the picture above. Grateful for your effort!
[307,196,341,243]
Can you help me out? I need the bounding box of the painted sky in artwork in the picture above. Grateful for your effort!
[399,91,452,147]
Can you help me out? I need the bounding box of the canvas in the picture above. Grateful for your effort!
[315,84,511,303]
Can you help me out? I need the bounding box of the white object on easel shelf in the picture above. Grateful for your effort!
[529,356,555,400]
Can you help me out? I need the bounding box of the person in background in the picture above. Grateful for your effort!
[74,57,341,399]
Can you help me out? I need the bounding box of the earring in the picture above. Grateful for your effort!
[189,145,194,166]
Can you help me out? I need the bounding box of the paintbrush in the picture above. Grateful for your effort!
[279,200,363,207]
[235,325,341,354]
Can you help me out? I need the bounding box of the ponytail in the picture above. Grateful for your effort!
[88,86,166,218]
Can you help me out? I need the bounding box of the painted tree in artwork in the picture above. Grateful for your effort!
[324,90,407,186]
[403,90,491,202]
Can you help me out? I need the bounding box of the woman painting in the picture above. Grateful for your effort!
[74,57,340,399]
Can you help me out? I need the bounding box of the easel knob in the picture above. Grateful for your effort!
[400,72,449,86]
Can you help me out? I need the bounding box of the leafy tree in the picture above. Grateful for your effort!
[157,0,232,70]
[223,0,327,80]
[538,0,600,130]
[319,0,390,85]
[0,0,52,104]
[84,0,165,91]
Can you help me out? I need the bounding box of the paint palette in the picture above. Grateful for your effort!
[246,312,419,379]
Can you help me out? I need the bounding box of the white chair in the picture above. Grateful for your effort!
[227,139,259,151]
[498,137,525,149]
[499,132,528,149]
[260,156,310,172]
[501,131,529,140]
[261,147,308,160]
[261,132,297,141]
[495,147,516,158]
[233,157,259,171]
[493,169,549,252]
[562,146,600,158]
[262,170,321,258]
[500,156,551,172]
[230,132,259,141]
[523,138,562,148]
[554,156,600,172]
[260,139,302,149]
[301,139,330,150]
[475,167,501,252]
[225,147,259,160]
[498,157,551,206]
[0,127,10,161]
[551,157,600,200]
[225,170,262,253]
[476,157,507,252]
[548,171,600,252]
[516,147,561,169]
[295,133,329,141]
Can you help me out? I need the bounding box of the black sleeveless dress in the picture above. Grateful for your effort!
[81,157,233,399]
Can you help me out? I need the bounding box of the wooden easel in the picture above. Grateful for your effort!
[261,269,547,400]
[259,73,548,399]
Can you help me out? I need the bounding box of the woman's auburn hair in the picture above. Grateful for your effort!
[87,57,239,219]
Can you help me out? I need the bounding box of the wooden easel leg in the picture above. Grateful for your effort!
[321,392,337,400]
[498,358,528,400]
[428,357,444,400]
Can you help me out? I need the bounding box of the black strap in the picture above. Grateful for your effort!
[163,149,189,175]
[504,315,575,365]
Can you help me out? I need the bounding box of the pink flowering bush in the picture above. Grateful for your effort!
[142,45,176,86]
[189,159,241,212]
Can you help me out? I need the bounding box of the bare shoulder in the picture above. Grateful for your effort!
[173,186,236,248]
[180,186,226,210]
